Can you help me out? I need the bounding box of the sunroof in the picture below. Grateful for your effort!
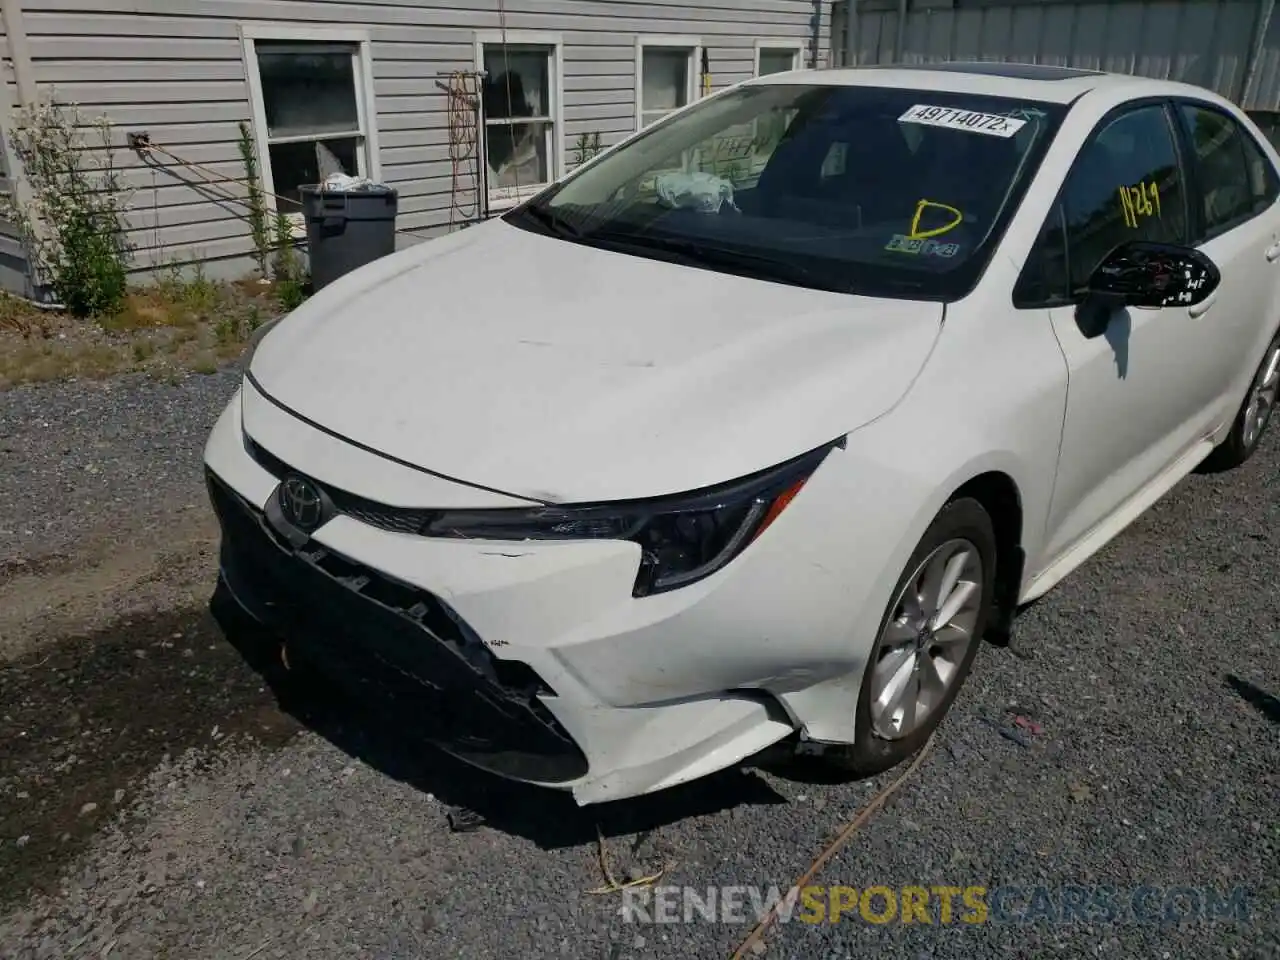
[882,61,1105,81]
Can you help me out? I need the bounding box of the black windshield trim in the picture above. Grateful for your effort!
[505,219,946,299]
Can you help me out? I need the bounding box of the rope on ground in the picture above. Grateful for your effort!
[586,823,672,895]
[727,733,939,960]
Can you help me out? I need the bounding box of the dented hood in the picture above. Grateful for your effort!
[249,220,943,503]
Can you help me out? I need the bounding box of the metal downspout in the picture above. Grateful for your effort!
[0,0,41,301]
[0,0,37,106]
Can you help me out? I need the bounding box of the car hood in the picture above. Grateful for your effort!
[249,220,943,503]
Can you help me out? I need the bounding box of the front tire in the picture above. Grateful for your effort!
[1200,329,1280,473]
[828,497,997,775]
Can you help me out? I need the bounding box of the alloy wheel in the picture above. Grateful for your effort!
[1242,340,1280,450]
[868,538,984,740]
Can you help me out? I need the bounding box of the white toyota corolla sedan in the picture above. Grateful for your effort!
[204,62,1280,804]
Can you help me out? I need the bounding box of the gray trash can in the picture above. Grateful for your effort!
[299,184,398,291]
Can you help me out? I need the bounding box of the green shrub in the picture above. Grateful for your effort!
[2,96,133,318]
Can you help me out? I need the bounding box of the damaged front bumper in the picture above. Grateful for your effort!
[209,469,592,784]
[202,387,868,804]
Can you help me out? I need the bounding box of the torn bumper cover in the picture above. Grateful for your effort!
[201,391,858,804]
[208,470,589,784]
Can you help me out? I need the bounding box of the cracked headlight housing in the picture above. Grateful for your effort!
[424,440,841,596]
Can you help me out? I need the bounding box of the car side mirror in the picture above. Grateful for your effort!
[1074,240,1221,338]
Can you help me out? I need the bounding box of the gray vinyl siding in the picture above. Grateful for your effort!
[16,0,830,280]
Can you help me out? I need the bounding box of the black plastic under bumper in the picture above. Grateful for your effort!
[206,468,589,785]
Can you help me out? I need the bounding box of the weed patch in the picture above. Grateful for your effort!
[0,274,289,390]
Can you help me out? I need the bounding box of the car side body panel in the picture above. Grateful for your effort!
[976,82,1280,588]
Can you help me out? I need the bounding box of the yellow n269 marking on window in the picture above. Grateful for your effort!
[1118,180,1161,228]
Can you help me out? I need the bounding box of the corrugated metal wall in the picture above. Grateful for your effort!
[1245,0,1280,110]
[833,0,1280,112]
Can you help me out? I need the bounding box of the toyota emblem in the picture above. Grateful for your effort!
[278,474,326,532]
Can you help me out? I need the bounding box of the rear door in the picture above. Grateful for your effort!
[1171,99,1280,426]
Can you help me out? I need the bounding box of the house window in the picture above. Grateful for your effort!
[755,42,804,77]
[737,41,806,184]
[477,32,563,209]
[240,26,380,221]
[636,38,700,130]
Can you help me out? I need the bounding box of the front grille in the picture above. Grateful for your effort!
[207,469,588,783]
[245,437,438,535]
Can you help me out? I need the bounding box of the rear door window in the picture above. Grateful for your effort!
[1177,104,1257,238]
[1242,125,1280,211]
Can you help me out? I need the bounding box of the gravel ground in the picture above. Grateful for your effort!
[0,369,240,564]
[0,370,240,662]
[0,370,1277,960]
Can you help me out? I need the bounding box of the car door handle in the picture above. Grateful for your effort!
[1266,241,1280,262]
[1189,295,1216,318]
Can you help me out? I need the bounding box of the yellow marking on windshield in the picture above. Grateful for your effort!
[908,199,964,240]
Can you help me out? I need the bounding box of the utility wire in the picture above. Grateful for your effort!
[133,137,475,243]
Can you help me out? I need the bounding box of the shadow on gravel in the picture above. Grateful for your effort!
[209,584,789,851]
[1225,673,1280,725]
[0,606,302,909]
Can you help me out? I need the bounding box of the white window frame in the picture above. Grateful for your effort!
[754,40,806,77]
[737,41,807,184]
[634,36,702,132]
[474,30,565,212]
[239,23,382,237]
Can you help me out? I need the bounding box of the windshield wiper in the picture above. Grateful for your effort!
[511,203,583,238]
[586,230,850,293]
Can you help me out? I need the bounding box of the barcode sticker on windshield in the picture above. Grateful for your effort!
[898,104,1027,138]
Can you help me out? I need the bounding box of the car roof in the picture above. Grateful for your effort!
[751,60,1208,106]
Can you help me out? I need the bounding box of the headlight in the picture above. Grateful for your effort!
[425,439,841,596]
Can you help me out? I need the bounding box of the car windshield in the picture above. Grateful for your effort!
[505,82,1068,300]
